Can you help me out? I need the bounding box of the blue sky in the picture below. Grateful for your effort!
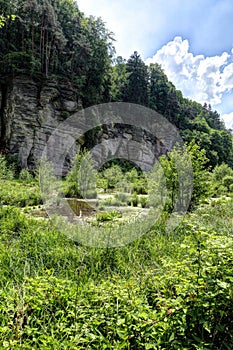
[77,0,233,129]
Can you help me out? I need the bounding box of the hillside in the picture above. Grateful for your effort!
[0,0,233,169]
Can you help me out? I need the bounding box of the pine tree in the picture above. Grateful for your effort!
[123,51,148,106]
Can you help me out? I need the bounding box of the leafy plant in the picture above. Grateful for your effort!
[0,180,41,207]
[19,168,33,181]
[96,210,122,222]
[0,154,14,180]
[140,196,148,208]
[131,192,138,207]
[65,150,97,198]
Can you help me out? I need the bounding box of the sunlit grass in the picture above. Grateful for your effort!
[0,177,232,348]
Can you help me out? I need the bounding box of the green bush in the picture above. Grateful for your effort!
[211,163,233,195]
[0,154,14,180]
[65,150,97,198]
[140,196,148,208]
[19,168,33,181]
[0,180,41,207]
[222,175,233,190]
[102,165,124,189]
[96,210,122,222]
[132,177,148,194]
[96,177,108,191]
[215,185,228,196]
[0,206,28,237]
[131,192,138,207]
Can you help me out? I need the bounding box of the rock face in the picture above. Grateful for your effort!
[92,124,167,171]
[0,75,168,173]
[0,76,81,169]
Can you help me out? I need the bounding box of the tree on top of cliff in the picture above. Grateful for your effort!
[0,0,114,106]
[122,51,148,106]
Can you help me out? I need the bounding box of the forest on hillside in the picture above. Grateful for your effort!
[0,1,233,349]
[0,0,233,168]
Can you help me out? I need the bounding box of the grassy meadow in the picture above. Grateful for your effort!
[0,169,232,349]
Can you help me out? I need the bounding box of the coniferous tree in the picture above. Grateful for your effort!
[110,56,127,102]
[148,63,169,113]
[123,51,148,106]
[0,0,114,105]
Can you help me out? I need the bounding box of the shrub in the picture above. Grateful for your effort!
[0,206,28,236]
[65,150,97,198]
[212,163,233,183]
[211,163,233,195]
[222,175,233,190]
[131,192,138,207]
[0,154,14,180]
[132,177,148,194]
[96,210,122,222]
[102,165,123,189]
[0,180,41,207]
[140,196,148,208]
[96,177,108,191]
[19,168,33,181]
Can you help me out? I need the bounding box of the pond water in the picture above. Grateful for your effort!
[67,198,96,217]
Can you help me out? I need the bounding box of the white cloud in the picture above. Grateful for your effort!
[220,63,233,91]
[221,112,233,129]
[76,2,233,121]
[76,0,233,60]
[76,0,166,59]
[146,36,233,106]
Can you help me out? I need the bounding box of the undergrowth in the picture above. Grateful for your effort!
[0,178,232,349]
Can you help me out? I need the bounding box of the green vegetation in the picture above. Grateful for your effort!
[0,153,233,348]
[97,162,147,195]
[211,163,233,195]
[0,156,233,348]
[0,14,15,28]
[64,149,97,199]
[96,210,122,222]
[0,154,14,180]
[1,0,233,348]
[0,0,113,107]
[111,55,233,168]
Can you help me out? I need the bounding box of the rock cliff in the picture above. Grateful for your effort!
[0,76,81,169]
[0,76,168,173]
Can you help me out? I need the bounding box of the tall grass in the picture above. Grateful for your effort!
[0,175,232,348]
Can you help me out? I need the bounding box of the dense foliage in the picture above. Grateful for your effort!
[0,0,114,106]
[0,164,233,348]
[111,54,233,168]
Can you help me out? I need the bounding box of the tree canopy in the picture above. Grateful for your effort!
[110,54,233,168]
[0,0,114,106]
